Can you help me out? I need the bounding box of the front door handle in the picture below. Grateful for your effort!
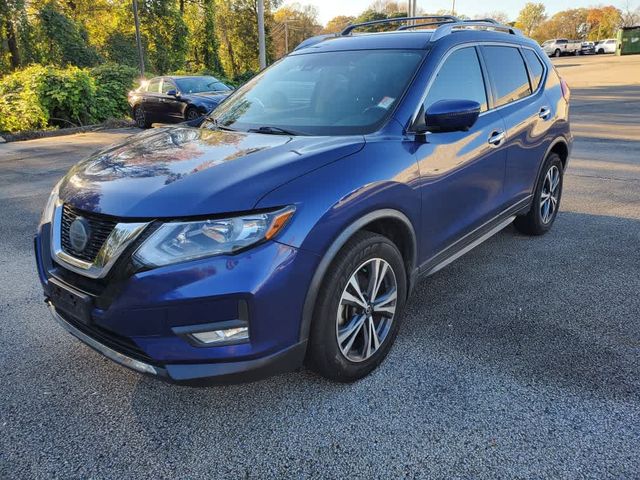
[488,130,506,146]
[539,106,551,119]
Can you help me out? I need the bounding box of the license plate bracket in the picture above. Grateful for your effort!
[48,278,93,325]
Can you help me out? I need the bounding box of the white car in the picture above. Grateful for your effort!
[595,39,617,54]
[542,38,582,57]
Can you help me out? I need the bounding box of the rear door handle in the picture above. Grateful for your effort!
[488,130,506,146]
[539,107,551,119]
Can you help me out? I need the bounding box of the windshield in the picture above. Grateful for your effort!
[175,77,230,94]
[207,49,425,135]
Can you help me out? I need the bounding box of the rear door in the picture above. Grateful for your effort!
[143,77,163,122]
[480,45,554,204]
[414,46,508,257]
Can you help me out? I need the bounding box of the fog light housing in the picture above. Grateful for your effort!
[191,326,249,345]
[173,320,250,347]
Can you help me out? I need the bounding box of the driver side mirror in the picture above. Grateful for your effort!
[415,99,481,135]
[166,89,180,97]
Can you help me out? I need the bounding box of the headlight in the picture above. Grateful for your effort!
[39,180,62,227]
[134,206,295,267]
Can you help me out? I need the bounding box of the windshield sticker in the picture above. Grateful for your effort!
[377,96,395,109]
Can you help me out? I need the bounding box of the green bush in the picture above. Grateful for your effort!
[0,63,137,133]
[91,63,137,122]
[0,65,51,132]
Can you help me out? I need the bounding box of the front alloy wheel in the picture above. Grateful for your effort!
[307,231,407,382]
[337,258,397,362]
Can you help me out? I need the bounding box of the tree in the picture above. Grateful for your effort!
[515,2,547,37]
[38,3,101,67]
[474,11,510,24]
[272,3,321,58]
[0,0,26,70]
[323,15,355,33]
[586,6,622,40]
[621,0,640,27]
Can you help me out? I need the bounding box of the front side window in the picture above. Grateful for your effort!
[161,79,176,94]
[522,49,545,90]
[424,47,488,112]
[208,49,425,135]
[482,46,532,107]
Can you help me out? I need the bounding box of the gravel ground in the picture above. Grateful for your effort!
[1,56,639,479]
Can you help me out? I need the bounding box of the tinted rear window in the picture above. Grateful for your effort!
[522,49,545,90]
[482,46,532,107]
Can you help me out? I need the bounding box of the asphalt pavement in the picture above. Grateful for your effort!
[1,56,639,479]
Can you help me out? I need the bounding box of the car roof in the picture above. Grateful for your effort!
[292,28,538,55]
[165,75,218,80]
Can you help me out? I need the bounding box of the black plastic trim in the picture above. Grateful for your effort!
[299,208,417,343]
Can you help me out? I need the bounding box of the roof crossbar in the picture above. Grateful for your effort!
[340,15,458,36]
[397,19,458,31]
[430,21,522,42]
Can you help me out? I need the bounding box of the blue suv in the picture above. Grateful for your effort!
[35,17,572,384]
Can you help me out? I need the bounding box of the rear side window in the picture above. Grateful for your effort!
[425,47,488,112]
[522,49,545,90]
[482,46,532,107]
[147,78,161,94]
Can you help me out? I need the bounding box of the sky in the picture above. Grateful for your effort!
[282,0,639,26]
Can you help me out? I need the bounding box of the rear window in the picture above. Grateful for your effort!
[147,78,161,94]
[522,49,545,90]
[482,46,532,107]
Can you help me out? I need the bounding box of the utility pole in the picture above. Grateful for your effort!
[257,0,266,69]
[284,22,289,54]
[451,0,456,16]
[132,0,145,77]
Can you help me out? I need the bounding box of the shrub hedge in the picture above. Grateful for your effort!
[0,63,137,133]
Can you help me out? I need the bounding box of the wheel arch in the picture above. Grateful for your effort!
[535,137,570,184]
[299,209,417,343]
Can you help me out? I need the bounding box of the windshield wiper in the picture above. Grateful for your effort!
[247,126,305,136]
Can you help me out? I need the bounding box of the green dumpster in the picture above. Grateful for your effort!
[617,26,640,55]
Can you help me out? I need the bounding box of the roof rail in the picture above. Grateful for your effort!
[340,15,458,36]
[430,21,522,42]
[293,33,338,51]
[464,18,499,24]
[397,19,458,31]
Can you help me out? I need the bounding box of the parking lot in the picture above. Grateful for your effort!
[1,54,639,478]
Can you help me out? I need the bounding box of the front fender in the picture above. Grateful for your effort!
[254,141,422,342]
[255,142,421,256]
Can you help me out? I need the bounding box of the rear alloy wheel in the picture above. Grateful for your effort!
[514,153,564,235]
[554,49,562,57]
[134,106,150,128]
[307,231,407,382]
[185,107,200,121]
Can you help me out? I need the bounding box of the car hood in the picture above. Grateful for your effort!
[190,92,230,102]
[59,126,365,218]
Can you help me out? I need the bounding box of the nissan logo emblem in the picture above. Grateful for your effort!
[69,217,91,252]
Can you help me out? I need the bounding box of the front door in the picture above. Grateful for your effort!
[414,46,508,261]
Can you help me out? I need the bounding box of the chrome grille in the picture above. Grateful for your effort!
[60,204,117,262]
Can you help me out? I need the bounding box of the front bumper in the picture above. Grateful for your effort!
[36,222,319,385]
[48,301,307,385]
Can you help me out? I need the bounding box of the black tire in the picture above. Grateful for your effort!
[514,153,564,236]
[133,105,151,128]
[306,231,407,382]
[554,49,561,57]
[185,106,201,121]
